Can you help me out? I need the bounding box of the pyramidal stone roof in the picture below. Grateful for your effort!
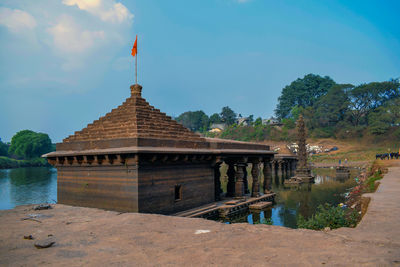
[58,84,206,151]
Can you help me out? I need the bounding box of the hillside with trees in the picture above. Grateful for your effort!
[173,74,400,144]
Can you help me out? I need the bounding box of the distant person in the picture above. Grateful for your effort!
[345,158,348,164]
[339,159,342,166]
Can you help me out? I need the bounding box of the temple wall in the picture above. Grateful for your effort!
[57,165,139,212]
[138,163,214,214]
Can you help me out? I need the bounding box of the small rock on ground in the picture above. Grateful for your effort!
[34,237,55,249]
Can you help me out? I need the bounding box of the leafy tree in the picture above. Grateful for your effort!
[220,106,237,125]
[0,141,8,157]
[176,111,209,132]
[348,80,400,126]
[312,84,352,129]
[8,130,52,159]
[254,117,263,127]
[275,74,336,119]
[368,96,400,135]
[248,115,254,124]
[209,113,222,124]
[282,118,296,129]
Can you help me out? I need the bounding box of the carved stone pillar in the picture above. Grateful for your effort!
[290,160,295,175]
[235,161,247,197]
[226,161,236,197]
[274,161,279,177]
[243,163,249,194]
[263,159,272,193]
[284,161,289,178]
[214,162,223,201]
[251,160,260,197]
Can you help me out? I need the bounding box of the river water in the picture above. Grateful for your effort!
[0,167,357,228]
[219,166,358,228]
[0,167,57,210]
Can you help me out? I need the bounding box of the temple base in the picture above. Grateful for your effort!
[284,168,314,184]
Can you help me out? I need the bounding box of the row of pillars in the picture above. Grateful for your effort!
[272,159,297,179]
[214,158,297,200]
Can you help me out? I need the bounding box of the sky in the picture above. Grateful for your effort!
[0,0,399,143]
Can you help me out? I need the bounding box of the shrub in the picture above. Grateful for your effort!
[297,203,358,230]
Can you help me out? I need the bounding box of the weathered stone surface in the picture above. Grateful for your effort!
[289,115,314,183]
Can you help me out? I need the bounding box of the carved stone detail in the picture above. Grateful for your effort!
[251,161,260,197]
[263,160,272,193]
[226,162,236,197]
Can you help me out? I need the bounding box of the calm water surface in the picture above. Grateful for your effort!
[220,166,358,228]
[0,167,57,210]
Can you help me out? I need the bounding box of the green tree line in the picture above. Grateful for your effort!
[0,130,54,169]
[275,74,400,139]
[174,73,400,143]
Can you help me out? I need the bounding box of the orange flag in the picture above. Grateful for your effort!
[131,35,137,57]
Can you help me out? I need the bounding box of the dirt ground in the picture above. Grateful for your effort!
[1,163,400,266]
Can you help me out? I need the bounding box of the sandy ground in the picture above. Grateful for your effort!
[1,164,400,266]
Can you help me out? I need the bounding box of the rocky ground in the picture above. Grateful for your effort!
[1,164,400,266]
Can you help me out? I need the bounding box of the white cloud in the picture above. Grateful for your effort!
[62,0,133,23]
[47,15,105,54]
[0,7,37,33]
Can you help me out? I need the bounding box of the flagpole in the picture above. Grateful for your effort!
[135,52,137,84]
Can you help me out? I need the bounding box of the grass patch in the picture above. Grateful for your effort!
[365,166,384,192]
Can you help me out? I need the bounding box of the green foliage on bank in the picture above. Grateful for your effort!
[174,74,400,143]
[0,141,8,157]
[276,75,400,140]
[9,130,52,159]
[0,130,54,169]
[297,203,359,230]
[366,168,384,192]
[0,156,49,169]
[215,123,296,142]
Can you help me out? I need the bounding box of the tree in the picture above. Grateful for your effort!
[368,106,392,135]
[312,84,352,128]
[348,80,400,126]
[209,113,222,124]
[220,106,237,125]
[248,115,254,124]
[254,117,263,127]
[0,141,8,157]
[175,111,209,132]
[8,130,52,159]
[275,74,336,119]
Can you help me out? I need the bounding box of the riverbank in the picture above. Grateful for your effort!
[0,156,49,169]
[1,162,399,266]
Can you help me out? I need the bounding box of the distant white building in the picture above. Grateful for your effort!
[236,115,251,126]
[209,123,227,133]
[262,117,282,126]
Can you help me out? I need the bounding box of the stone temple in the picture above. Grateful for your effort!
[44,84,278,214]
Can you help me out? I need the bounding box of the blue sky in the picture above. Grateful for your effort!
[1,0,399,142]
